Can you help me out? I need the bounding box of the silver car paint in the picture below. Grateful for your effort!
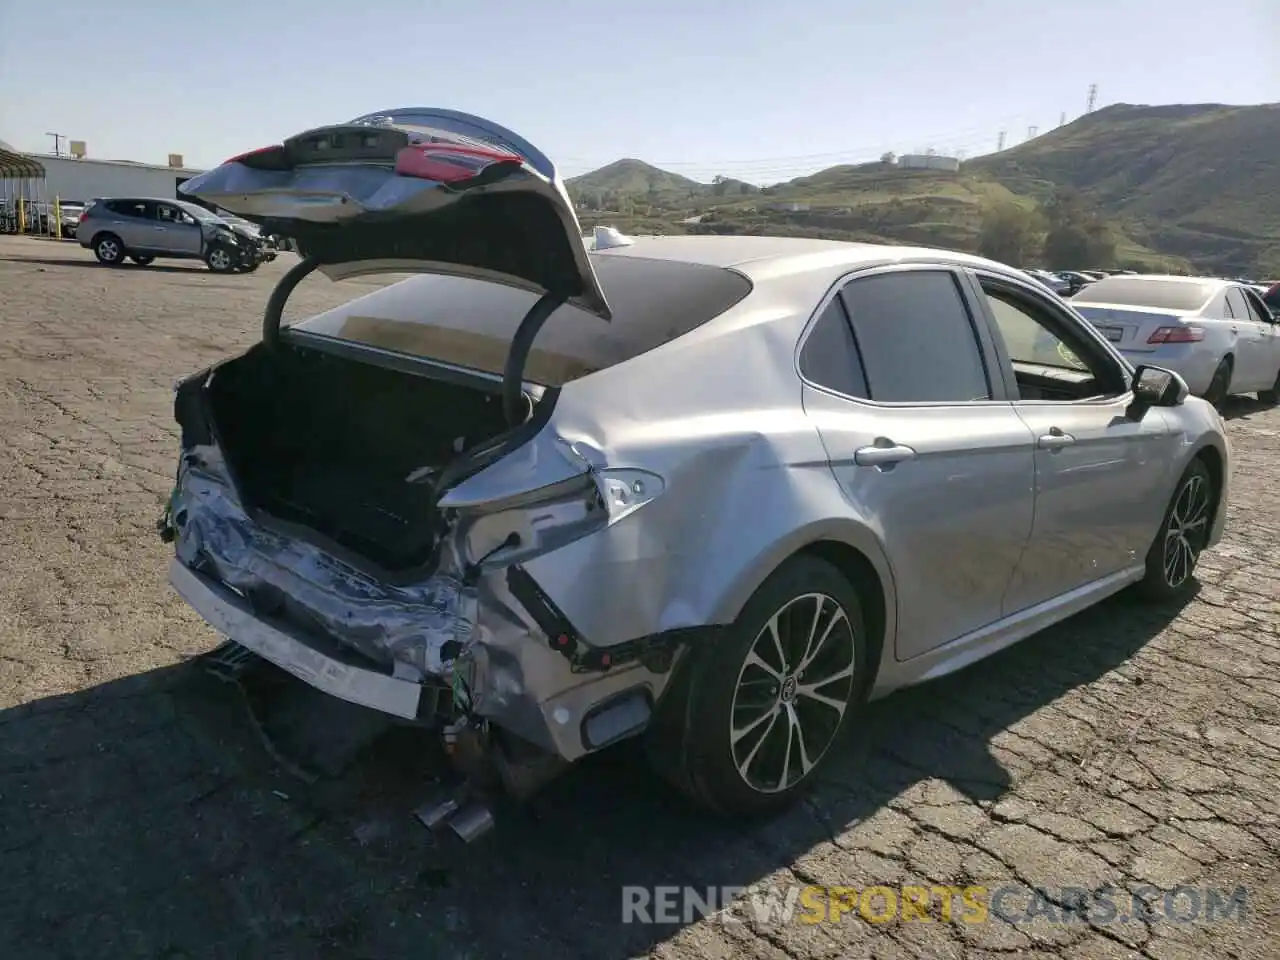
[167,236,1232,763]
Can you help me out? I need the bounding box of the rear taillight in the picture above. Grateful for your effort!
[77,211,88,223]
[1147,325,1204,344]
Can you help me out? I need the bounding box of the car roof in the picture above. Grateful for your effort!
[1089,273,1235,290]
[587,234,1016,284]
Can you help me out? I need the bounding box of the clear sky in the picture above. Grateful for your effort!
[2,0,1275,183]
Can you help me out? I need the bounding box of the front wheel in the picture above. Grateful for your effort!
[237,260,261,273]
[205,245,235,273]
[1136,458,1214,602]
[648,555,867,815]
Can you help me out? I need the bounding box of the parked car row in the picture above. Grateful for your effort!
[1070,274,1280,406]
[75,197,277,273]
[157,108,1232,829]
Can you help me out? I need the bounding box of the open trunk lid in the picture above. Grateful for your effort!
[178,107,611,320]
[1072,303,1195,352]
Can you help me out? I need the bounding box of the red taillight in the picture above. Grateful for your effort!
[77,210,89,223]
[1147,325,1204,344]
[393,144,522,183]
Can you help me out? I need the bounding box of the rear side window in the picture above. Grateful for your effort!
[839,271,991,403]
[1225,288,1249,321]
[105,199,152,219]
[799,298,868,398]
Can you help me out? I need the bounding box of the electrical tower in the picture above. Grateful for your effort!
[45,132,66,156]
[1087,83,1098,112]
[1027,125,1038,140]
[997,130,1006,151]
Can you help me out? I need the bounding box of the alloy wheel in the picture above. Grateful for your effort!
[729,593,856,793]
[208,249,232,272]
[97,239,119,262]
[1163,472,1210,588]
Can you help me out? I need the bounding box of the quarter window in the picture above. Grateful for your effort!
[839,271,990,403]
[1225,288,1249,321]
[799,298,868,398]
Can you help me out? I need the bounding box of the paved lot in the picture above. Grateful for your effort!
[1,235,1278,960]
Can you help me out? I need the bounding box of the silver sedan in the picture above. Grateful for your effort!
[163,108,1231,824]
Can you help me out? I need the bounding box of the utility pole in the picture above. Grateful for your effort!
[997,130,1007,151]
[1087,83,1098,113]
[44,132,66,156]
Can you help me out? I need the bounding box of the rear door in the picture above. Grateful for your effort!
[799,264,1037,661]
[109,200,156,250]
[1225,286,1267,389]
[178,107,611,320]
[972,271,1178,612]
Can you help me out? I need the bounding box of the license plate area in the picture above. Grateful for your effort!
[1100,326,1124,342]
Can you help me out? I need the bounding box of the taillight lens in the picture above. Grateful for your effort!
[77,211,88,223]
[1147,325,1204,344]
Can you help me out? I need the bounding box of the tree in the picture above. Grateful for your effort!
[978,203,1040,266]
[1041,190,1116,269]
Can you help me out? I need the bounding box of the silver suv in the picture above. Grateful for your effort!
[76,197,273,272]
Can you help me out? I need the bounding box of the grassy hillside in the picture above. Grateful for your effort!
[566,103,1280,275]
[968,103,1280,275]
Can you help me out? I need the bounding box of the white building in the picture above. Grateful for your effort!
[25,153,207,204]
[896,154,961,172]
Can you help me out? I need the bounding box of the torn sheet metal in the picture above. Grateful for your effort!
[171,452,476,678]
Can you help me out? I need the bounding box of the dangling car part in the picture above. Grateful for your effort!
[162,107,1231,818]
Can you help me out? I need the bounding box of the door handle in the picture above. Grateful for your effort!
[1037,430,1076,450]
[854,442,916,466]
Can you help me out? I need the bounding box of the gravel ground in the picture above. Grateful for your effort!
[1,235,1277,960]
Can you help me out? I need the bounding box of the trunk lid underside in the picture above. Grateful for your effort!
[178,107,612,320]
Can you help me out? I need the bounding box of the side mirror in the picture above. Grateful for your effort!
[1132,364,1188,408]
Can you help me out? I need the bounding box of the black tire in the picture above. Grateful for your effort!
[647,555,868,816]
[130,255,155,266]
[92,233,125,265]
[1136,457,1214,602]
[1203,357,1232,408]
[237,260,261,273]
[1259,367,1280,405]
[204,245,236,273]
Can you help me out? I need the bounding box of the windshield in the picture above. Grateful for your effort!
[1071,277,1215,311]
[176,201,220,223]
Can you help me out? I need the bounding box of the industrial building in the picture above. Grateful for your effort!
[14,147,206,205]
[896,154,962,172]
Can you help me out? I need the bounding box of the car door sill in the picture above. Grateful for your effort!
[872,565,1144,697]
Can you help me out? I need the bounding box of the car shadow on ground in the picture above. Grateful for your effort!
[1221,395,1275,421]
[0,586,1195,958]
[0,255,206,274]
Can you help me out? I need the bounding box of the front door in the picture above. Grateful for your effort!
[153,203,203,255]
[971,275,1178,613]
[799,266,1037,661]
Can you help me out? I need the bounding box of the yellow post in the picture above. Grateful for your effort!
[17,197,25,234]
[53,197,62,240]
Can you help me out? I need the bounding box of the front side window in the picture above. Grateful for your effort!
[838,271,990,403]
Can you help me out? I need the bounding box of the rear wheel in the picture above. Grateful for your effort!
[1259,367,1280,404]
[1136,458,1214,602]
[130,255,154,266]
[1203,358,1232,408]
[93,234,125,265]
[648,555,867,815]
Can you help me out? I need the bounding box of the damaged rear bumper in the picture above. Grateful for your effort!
[170,558,426,719]
[166,453,679,762]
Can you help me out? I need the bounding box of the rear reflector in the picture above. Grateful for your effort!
[1147,325,1204,344]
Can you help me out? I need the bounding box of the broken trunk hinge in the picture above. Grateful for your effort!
[504,565,682,674]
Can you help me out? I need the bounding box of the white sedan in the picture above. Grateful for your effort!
[1071,274,1280,406]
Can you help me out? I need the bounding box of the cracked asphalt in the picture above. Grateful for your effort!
[1,235,1277,960]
